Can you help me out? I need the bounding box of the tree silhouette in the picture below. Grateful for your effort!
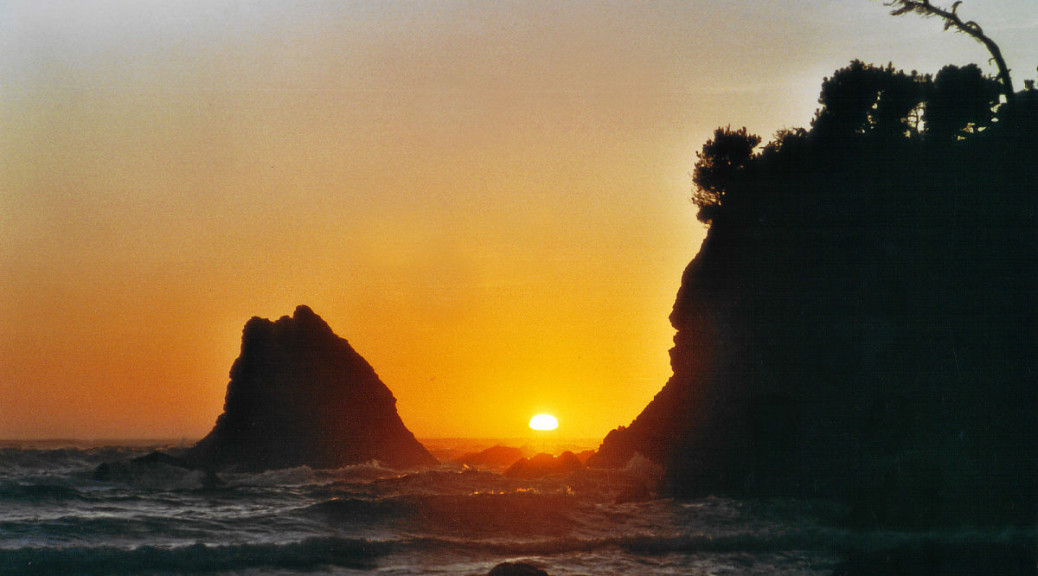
[925,64,1001,142]
[596,59,1037,528]
[692,126,760,224]
[813,61,929,138]
[884,0,1015,102]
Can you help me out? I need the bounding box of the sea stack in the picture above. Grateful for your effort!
[590,64,1037,527]
[184,305,436,471]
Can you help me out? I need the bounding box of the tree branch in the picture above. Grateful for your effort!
[885,0,1014,102]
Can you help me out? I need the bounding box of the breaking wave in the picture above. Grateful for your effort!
[0,537,390,576]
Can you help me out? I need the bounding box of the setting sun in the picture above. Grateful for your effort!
[529,414,559,431]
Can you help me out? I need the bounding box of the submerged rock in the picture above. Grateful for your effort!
[93,451,222,488]
[453,445,525,469]
[503,451,582,478]
[487,562,549,576]
[182,305,436,471]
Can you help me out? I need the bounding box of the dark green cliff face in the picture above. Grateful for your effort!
[593,63,1038,528]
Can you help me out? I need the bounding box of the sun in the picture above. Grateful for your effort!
[528,414,558,431]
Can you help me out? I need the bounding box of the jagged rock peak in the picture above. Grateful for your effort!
[184,306,437,471]
[241,305,335,344]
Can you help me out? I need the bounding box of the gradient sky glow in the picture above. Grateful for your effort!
[2,1,1036,440]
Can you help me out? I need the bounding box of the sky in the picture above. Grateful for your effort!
[2,1,1036,441]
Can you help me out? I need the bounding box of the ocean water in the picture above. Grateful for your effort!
[0,441,1033,576]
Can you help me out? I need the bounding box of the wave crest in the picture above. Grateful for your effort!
[0,537,390,576]
[309,492,579,536]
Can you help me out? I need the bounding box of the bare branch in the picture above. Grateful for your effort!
[884,0,1014,101]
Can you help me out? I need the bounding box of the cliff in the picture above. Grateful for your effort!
[591,63,1038,527]
[183,305,436,471]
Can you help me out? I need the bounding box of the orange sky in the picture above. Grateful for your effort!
[2,1,1036,440]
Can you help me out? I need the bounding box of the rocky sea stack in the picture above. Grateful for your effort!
[590,63,1037,528]
[183,305,436,471]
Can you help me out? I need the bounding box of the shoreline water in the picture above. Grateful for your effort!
[1,442,1034,575]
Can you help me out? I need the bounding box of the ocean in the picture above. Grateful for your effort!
[0,440,1033,576]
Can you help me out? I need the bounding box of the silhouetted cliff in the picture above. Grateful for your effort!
[592,62,1037,527]
[184,306,436,471]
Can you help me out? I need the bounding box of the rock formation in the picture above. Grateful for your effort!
[453,445,525,469]
[591,63,1037,527]
[183,305,436,471]
[504,452,582,479]
[93,451,223,488]
[486,562,549,576]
